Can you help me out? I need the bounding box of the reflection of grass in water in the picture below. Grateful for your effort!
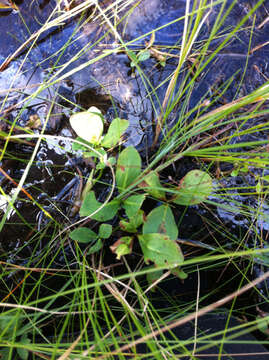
[0,0,269,358]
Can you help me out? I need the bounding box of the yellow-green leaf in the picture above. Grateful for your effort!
[122,194,145,218]
[69,106,104,145]
[139,171,166,200]
[101,118,129,148]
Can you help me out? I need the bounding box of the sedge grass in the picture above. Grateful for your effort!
[0,0,269,358]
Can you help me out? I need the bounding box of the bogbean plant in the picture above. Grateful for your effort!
[69,107,213,280]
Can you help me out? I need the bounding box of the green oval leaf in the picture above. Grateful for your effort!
[138,50,151,62]
[257,315,269,336]
[120,209,145,233]
[172,170,212,205]
[99,223,112,239]
[69,227,97,243]
[88,238,103,254]
[17,335,31,360]
[138,233,184,268]
[80,191,120,221]
[143,205,178,241]
[139,171,166,200]
[116,147,141,192]
[101,118,129,148]
[122,194,145,219]
[172,267,188,280]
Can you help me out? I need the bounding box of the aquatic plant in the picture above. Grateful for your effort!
[0,0,269,359]
[68,110,212,273]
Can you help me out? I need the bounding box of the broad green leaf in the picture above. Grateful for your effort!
[122,194,145,218]
[231,169,239,177]
[99,223,112,239]
[101,118,129,148]
[107,157,116,166]
[69,227,97,243]
[116,147,141,192]
[110,236,133,259]
[139,171,166,200]
[120,209,145,233]
[0,316,22,338]
[119,220,137,233]
[172,170,212,205]
[131,50,150,66]
[127,50,137,66]
[143,205,178,241]
[138,233,184,268]
[80,191,120,221]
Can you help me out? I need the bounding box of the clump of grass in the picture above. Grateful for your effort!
[0,0,269,358]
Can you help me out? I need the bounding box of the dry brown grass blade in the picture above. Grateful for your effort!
[58,318,90,360]
[257,15,269,29]
[250,41,269,54]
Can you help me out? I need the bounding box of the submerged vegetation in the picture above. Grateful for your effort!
[0,0,269,358]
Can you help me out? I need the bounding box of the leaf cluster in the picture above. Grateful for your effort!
[69,115,213,282]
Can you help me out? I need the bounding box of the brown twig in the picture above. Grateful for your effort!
[250,41,269,55]
[257,16,269,29]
